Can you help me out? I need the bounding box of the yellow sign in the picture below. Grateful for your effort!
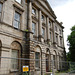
[23,66,29,72]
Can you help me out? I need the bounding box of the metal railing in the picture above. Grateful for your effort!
[0,57,75,75]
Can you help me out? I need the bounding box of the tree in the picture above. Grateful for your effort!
[67,25,75,62]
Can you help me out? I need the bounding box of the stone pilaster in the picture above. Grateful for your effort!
[38,9,42,41]
[53,22,56,44]
[46,17,50,42]
[28,1,33,39]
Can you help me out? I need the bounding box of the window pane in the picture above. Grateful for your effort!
[32,8,36,15]
[42,28,45,37]
[35,52,40,68]
[16,0,21,3]
[55,26,57,31]
[0,3,2,13]
[14,12,20,29]
[14,20,19,28]
[49,21,51,27]
[41,15,44,21]
[11,50,18,69]
[15,12,20,21]
[50,32,51,40]
[32,22,36,34]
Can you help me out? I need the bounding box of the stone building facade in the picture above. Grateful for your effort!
[0,0,66,75]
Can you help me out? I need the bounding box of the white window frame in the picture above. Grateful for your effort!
[32,22,36,35]
[11,50,18,71]
[13,11,21,29]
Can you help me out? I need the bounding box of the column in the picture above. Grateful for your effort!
[38,9,42,41]
[46,17,50,41]
[53,22,56,43]
[28,1,32,32]
[62,30,65,47]
[28,1,33,39]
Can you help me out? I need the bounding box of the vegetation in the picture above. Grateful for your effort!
[67,25,75,62]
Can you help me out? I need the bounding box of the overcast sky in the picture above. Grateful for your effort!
[47,0,75,52]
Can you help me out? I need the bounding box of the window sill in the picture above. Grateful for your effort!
[10,69,18,73]
[35,68,40,71]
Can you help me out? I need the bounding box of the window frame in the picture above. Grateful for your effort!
[13,11,21,29]
[55,34,58,43]
[32,7,36,15]
[49,21,51,27]
[0,2,2,19]
[11,50,19,71]
[41,14,44,21]
[55,26,57,31]
[32,22,36,35]
[50,32,51,40]
[42,27,45,38]
[35,52,40,69]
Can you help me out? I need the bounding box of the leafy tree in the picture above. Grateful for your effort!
[67,25,75,62]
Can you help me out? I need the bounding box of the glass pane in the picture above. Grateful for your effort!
[32,8,36,15]
[50,32,51,39]
[49,21,51,27]
[0,3,2,13]
[35,52,40,68]
[41,15,44,21]
[42,28,45,37]
[15,12,20,21]
[32,22,36,34]
[11,50,18,69]
[16,0,21,3]
[14,20,19,28]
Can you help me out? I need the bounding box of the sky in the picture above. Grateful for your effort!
[47,0,75,52]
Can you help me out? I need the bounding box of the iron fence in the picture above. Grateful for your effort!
[0,57,75,75]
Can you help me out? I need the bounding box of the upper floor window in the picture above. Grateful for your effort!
[41,15,44,21]
[50,32,51,40]
[55,26,57,31]
[49,21,51,27]
[14,12,21,29]
[42,27,45,37]
[60,37,62,46]
[15,0,21,4]
[32,22,36,35]
[59,29,61,34]
[55,34,58,43]
[32,8,36,15]
[0,3,2,17]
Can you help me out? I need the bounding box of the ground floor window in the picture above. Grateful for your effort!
[35,52,40,69]
[46,54,49,72]
[11,50,18,70]
[53,55,56,67]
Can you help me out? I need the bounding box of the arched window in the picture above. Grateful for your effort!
[53,50,57,68]
[35,46,41,70]
[11,41,21,70]
[46,49,50,72]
